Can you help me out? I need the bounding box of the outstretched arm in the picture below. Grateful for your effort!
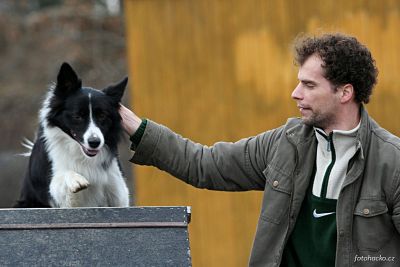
[118,104,286,191]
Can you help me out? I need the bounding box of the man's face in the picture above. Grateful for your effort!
[291,54,341,131]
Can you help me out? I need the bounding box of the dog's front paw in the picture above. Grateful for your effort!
[66,172,90,193]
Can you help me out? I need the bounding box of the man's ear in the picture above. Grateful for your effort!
[339,84,355,103]
[103,77,128,103]
[55,62,82,97]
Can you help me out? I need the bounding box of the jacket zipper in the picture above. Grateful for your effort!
[321,132,336,198]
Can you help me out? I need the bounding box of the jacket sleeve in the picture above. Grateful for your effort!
[392,169,400,233]
[130,119,284,191]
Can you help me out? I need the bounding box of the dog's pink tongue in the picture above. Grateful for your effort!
[84,147,99,157]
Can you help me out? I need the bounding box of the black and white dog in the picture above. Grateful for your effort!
[15,63,130,208]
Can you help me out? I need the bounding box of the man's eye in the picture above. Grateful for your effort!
[306,83,315,88]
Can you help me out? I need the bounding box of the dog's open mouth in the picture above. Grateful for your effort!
[81,146,99,157]
[70,130,100,157]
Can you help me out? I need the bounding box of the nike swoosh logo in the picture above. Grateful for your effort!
[313,209,335,218]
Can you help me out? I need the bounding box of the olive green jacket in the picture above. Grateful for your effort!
[130,107,400,267]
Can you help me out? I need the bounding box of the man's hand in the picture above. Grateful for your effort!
[119,104,143,136]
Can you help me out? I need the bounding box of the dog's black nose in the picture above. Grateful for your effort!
[88,137,101,148]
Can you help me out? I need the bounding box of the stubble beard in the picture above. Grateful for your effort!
[302,109,336,130]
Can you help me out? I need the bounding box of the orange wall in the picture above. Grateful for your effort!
[124,1,400,266]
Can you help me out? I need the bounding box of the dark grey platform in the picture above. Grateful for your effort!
[0,206,191,266]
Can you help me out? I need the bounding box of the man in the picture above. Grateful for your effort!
[119,33,400,266]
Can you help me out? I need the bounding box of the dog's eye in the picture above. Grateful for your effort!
[72,115,83,121]
[97,113,107,121]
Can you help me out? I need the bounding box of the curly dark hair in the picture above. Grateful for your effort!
[293,33,378,104]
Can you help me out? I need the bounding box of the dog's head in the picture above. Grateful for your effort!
[46,62,128,158]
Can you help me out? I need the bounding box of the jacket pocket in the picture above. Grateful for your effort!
[260,165,292,224]
[353,199,395,252]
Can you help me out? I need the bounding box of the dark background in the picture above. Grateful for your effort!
[0,0,133,207]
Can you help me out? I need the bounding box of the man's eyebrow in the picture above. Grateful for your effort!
[300,79,318,85]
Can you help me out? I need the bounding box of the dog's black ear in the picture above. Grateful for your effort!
[55,62,82,96]
[103,77,128,103]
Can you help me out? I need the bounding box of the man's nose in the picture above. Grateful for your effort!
[291,83,303,100]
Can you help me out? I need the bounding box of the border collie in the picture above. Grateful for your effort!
[15,63,130,208]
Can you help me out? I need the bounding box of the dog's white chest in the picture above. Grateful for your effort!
[46,128,129,208]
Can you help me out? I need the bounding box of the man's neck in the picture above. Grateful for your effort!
[323,103,361,134]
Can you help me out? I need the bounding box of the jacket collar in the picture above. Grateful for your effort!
[355,105,372,159]
[285,119,314,146]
